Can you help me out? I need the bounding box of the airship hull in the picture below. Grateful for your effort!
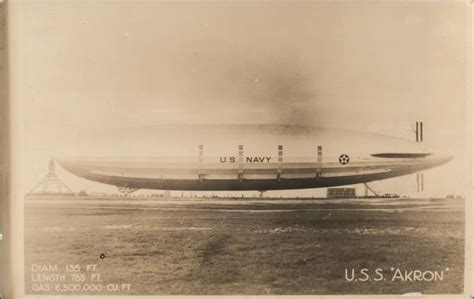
[57,155,451,191]
[56,125,452,191]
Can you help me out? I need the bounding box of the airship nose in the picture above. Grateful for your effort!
[53,157,69,168]
[54,157,85,174]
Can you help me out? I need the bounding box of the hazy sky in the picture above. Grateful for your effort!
[9,1,470,197]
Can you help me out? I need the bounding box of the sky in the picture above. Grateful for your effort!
[8,1,471,197]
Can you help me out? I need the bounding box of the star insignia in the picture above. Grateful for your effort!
[339,154,350,165]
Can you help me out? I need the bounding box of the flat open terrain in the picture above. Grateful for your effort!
[24,196,464,295]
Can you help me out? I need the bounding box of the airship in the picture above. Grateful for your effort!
[56,124,451,193]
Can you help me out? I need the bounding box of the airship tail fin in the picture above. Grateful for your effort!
[415,121,424,143]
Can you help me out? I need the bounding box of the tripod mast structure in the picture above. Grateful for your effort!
[29,159,74,195]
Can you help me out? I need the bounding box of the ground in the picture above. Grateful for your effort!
[24,196,464,295]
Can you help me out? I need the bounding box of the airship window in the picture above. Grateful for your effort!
[371,153,432,158]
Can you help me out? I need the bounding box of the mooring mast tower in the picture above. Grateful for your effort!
[28,159,74,195]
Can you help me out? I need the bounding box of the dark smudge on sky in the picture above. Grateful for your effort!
[186,52,325,127]
[247,60,321,127]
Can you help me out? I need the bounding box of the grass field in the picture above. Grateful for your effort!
[24,196,464,295]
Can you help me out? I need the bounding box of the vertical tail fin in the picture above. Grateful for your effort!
[415,121,424,143]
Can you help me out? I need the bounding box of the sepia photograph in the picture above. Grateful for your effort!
[1,0,472,297]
